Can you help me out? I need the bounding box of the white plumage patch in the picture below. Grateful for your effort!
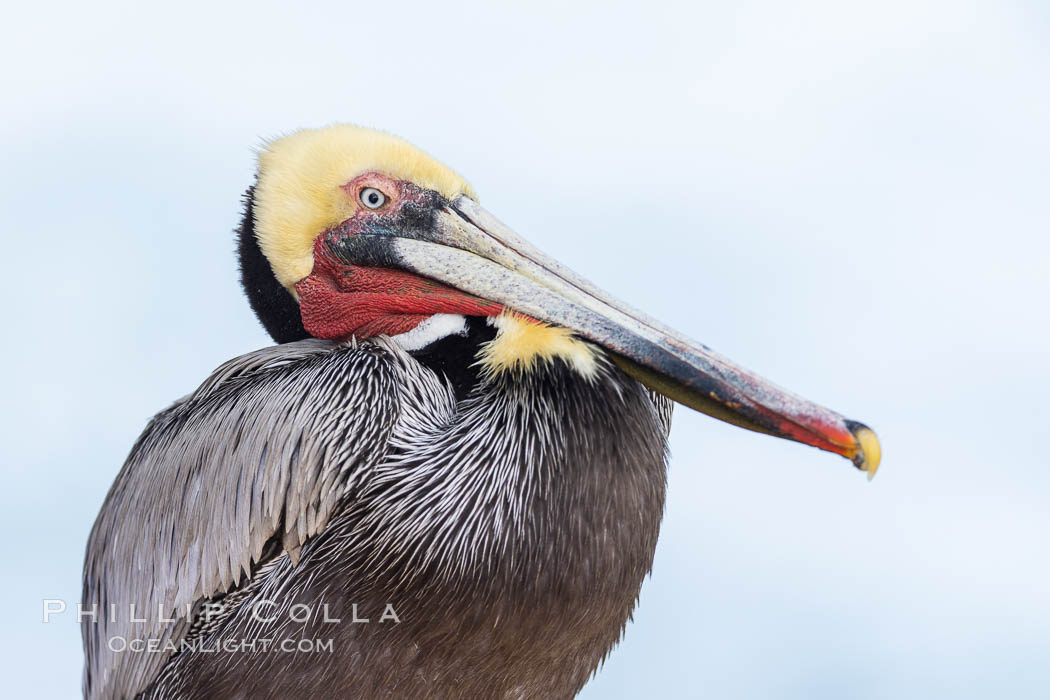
[389,314,468,352]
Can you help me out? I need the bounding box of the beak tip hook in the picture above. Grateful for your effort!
[846,421,882,481]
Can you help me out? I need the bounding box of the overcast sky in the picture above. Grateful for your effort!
[2,1,1048,697]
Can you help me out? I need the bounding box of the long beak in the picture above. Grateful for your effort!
[342,196,881,478]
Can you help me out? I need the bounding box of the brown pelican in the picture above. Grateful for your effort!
[82,124,881,699]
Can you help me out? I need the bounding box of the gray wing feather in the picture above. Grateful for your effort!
[82,339,401,700]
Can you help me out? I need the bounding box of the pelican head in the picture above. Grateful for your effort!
[239,124,880,476]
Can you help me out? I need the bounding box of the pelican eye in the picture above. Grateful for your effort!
[359,187,387,209]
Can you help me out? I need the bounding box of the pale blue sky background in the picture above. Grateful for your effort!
[2,1,1048,697]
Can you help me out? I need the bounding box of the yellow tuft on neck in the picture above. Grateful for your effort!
[477,312,602,380]
[253,124,476,292]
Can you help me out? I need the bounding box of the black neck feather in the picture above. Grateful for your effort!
[236,186,310,344]
[409,317,497,402]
